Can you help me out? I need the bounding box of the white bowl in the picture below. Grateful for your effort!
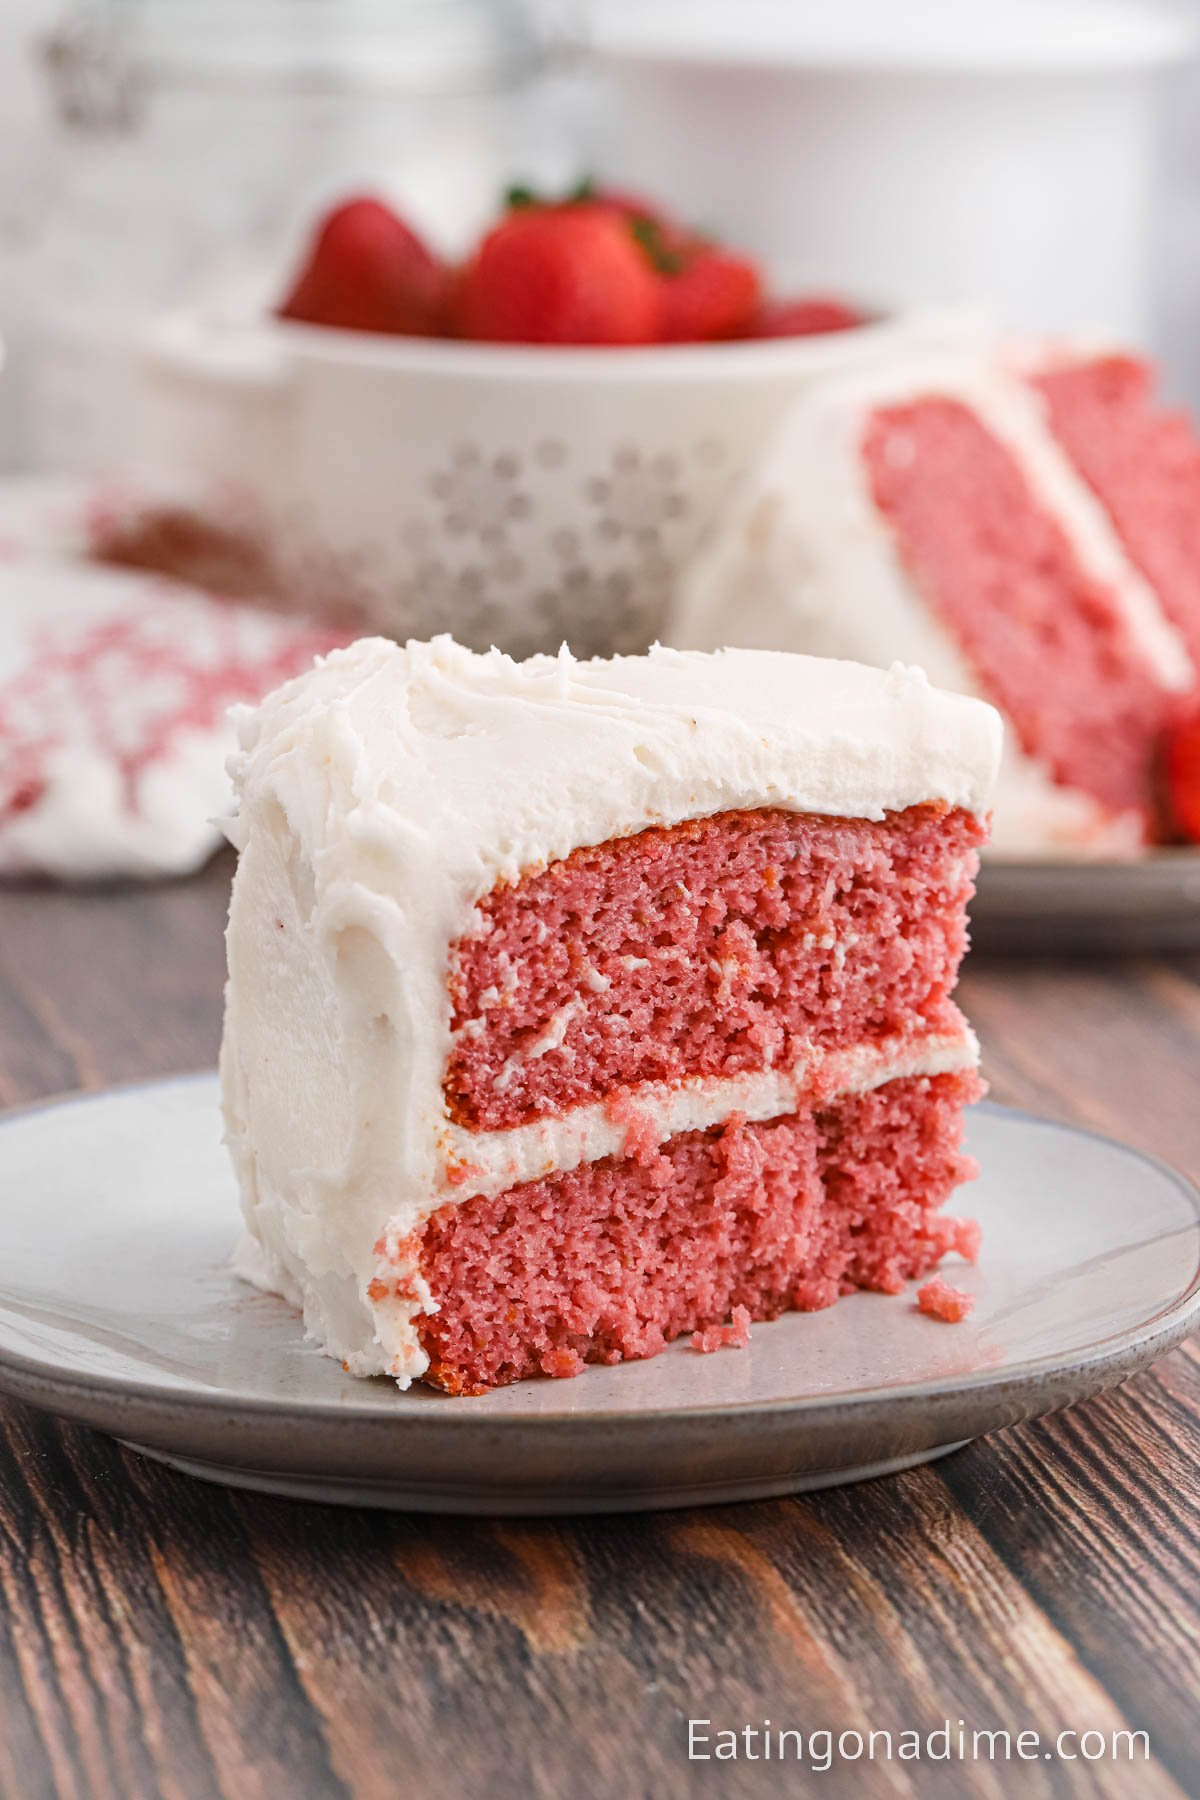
[129,307,928,658]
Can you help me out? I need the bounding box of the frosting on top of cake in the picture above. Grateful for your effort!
[227,634,1001,888]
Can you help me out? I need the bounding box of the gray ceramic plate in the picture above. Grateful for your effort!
[0,1075,1196,1514]
[973,848,1200,954]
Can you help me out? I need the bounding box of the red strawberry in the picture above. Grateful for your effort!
[552,178,678,233]
[750,296,867,338]
[587,185,691,247]
[658,246,762,343]
[1165,710,1200,842]
[455,204,661,345]
[278,196,447,336]
[579,182,661,220]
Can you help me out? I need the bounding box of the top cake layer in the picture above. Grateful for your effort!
[227,634,1000,898]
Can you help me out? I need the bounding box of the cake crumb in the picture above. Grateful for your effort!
[604,1088,663,1165]
[916,1277,975,1323]
[692,1305,752,1354]
[950,1216,982,1262]
[445,1158,486,1189]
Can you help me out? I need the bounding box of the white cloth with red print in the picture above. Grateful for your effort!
[0,481,343,879]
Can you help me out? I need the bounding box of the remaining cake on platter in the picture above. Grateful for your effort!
[221,636,1000,1394]
[670,344,1200,856]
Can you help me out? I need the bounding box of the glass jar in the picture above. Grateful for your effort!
[22,0,589,469]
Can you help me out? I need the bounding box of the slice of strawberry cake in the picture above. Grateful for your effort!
[221,636,1000,1393]
[671,342,1200,855]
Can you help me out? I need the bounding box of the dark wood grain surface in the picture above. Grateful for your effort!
[0,855,1197,1800]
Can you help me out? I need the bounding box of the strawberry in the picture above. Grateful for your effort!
[595,185,669,224]
[750,296,868,337]
[455,204,661,345]
[658,244,762,342]
[552,178,674,231]
[574,181,661,221]
[278,196,447,336]
[1165,710,1200,842]
[582,183,691,248]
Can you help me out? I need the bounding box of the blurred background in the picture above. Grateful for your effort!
[1,0,1198,474]
[3,0,1200,882]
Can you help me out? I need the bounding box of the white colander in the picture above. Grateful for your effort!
[131,308,922,659]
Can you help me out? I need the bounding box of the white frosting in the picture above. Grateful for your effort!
[443,1025,979,1202]
[221,634,999,1384]
[669,346,1196,857]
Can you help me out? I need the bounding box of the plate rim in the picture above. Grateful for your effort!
[0,1071,1197,1435]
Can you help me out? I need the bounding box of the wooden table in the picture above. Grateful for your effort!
[0,856,1197,1800]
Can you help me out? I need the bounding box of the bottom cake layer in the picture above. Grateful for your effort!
[413,1070,983,1395]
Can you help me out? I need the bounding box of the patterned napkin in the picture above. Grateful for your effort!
[0,483,344,879]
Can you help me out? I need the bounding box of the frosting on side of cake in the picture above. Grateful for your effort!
[222,635,1000,1383]
[669,348,1194,856]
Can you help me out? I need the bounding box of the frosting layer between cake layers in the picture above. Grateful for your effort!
[221,636,1000,1384]
[440,1026,979,1203]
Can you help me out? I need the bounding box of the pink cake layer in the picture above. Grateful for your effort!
[446,804,982,1132]
[409,1070,982,1395]
[863,397,1174,821]
[1035,355,1200,676]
